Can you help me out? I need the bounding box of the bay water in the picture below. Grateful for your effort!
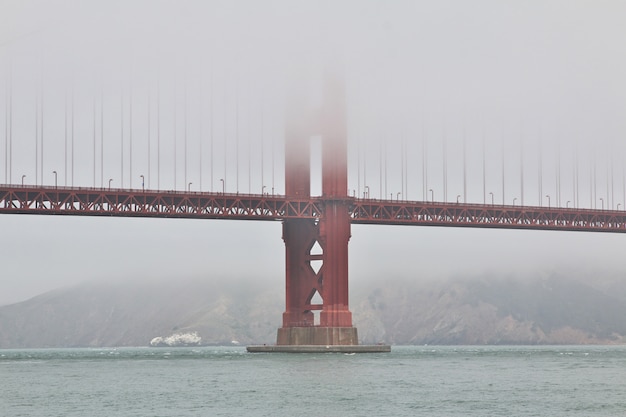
[1,345,624,416]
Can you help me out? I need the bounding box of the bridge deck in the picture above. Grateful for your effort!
[2,185,626,233]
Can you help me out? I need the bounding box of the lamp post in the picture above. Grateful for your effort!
[21,175,25,186]
[140,175,145,191]
[109,178,113,190]
[513,197,517,206]
[262,185,266,195]
[365,185,370,199]
[397,192,401,201]
[429,188,434,203]
[566,200,571,208]
[188,182,192,192]
[52,171,57,188]
[600,197,604,210]
[456,194,461,204]
[618,203,622,210]
[546,194,550,209]
[489,192,494,205]
[220,178,225,194]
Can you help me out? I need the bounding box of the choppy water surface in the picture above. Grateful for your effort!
[1,345,624,416]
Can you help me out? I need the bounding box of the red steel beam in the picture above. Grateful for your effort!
[349,199,626,233]
[2,185,626,233]
[0,185,322,220]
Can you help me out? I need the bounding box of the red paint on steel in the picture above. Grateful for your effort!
[0,186,321,220]
[282,85,319,328]
[280,71,354,329]
[281,219,319,327]
[318,72,352,327]
[2,186,626,232]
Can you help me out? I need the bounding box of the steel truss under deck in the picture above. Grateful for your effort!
[2,185,626,233]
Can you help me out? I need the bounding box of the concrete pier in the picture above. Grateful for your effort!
[246,344,391,353]
[277,326,358,346]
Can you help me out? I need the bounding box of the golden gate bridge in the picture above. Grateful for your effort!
[2,67,626,351]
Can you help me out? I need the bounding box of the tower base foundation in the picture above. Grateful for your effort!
[246,326,390,353]
[277,326,358,345]
[246,344,391,353]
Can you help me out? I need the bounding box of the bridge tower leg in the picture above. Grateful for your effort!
[276,72,358,346]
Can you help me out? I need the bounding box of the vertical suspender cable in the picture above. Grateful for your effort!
[357,126,360,198]
[443,128,447,203]
[36,89,39,185]
[101,87,104,188]
[38,45,42,185]
[379,142,382,199]
[174,87,177,190]
[404,125,410,200]
[246,85,252,193]
[64,92,68,185]
[463,127,467,203]
[405,132,408,199]
[8,66,12,184]
[148,91,151,189]
[224,89,227,192]
[184,79,187,190]
[556,143,560,207]
[71,84,74,187]
[576,144,580,208]
[423,125,427,201]
[261,95,264,193]
[157,78,161,190]
[609,146,615,210]
[130,83,133,188]
[482,132,486,205]
[606,152,610,209]
[519,136,524,206]
[4,67,8,184]
[622,159,625,210]
[270,94,274,195]
[384,140,387,199]
[538,134,542,206]
[199,76,203,191]
[573,143,578,208]
[40,54,44,185]
[121,89,124,188]
[363,132,367,197]
[93,95,96,187]
[593,150,597,209]
[248,89,251,193]
[235,84,240,193]
[40,81,43,185]
[501,138,505,205]
[210,67,214,192]
[399,132,403,199]
[399,131,403,200]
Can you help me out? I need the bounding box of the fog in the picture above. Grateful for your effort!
[1,0,626,305]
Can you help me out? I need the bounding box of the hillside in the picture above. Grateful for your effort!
[1,274,625,348]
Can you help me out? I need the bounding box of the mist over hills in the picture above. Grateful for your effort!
[1,274,625,348]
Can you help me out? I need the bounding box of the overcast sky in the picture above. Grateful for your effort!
[1,0,626,306]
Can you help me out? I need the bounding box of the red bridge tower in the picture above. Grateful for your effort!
[277,73,358,346]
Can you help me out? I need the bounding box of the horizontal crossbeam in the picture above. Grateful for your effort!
[2,185,626,233]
